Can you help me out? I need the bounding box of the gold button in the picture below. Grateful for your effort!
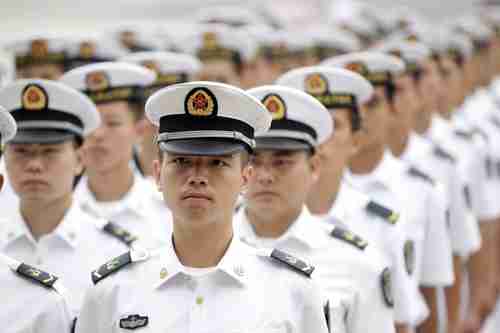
[196,296,204,305]
[160,268,168,279]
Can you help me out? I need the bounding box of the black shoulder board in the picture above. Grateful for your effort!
[92,252,132,284]
[330,226,368,250]
[454,130,472,140]
[16,263,58,289]
[270,249,315,277]
[433,146,456,163]
[408,166,435,186]
[103,222,138,247]
[366,201,399,224]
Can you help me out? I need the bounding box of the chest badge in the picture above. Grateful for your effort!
[119,314,149,330]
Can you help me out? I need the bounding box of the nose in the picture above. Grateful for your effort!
[25,155,43,173]
[188,175,208,187]
[88,124,106,141]
[255,164,274,185]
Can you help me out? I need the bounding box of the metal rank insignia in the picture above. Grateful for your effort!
[103,221,138,247]
[366,201,400,225]
[330,226,368,250]
[404,240,415,276]
[270,249,315,277]
[16,263,58,288]
[92,252,132,284]
[185,87,218,117]
[261,93,287,120]
[119,314,149,330]
[381,267,394,308]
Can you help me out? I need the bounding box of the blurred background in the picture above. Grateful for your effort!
[0,0,488,35]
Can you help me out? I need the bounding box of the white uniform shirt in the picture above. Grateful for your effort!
[343,154,429,326]
[234,207,395,333]
[363,152,454,287]
[76,237,329,333]
[401,133,481,258]
[0,204,129,314]
[429,115,500,221]
[74,175,172,249]
[0,253,73,333]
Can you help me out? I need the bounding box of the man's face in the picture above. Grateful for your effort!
[245,149,319,220]
[198,60,240,86]
[5,141,82,203]
[253,57,282,85]
[393,74,420,129]
[356,87,390,151]
[319,109,357,172]
[439,57,464,117]
[153,152,246,227]
[418,60,442,113]
[81,101,140,174]
[17,64,64,80]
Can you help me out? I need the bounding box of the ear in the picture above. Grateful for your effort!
[0,174,4,191]
[241,164,252,192]
[152,158,163,192]
[350,131,362,156]
[74,146,84,175]
[309,153,321,184]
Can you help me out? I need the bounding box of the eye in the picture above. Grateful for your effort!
[211,159,230,167]
[171,157,191,167]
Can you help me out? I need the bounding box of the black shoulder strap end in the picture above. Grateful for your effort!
[270,249,314,277]
[16,263,58,289]
[91,252,132,285]
[103,222,138,247]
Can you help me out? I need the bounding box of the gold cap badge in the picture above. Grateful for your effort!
[304,73,329,96]
[185,87,217,117]
[262,94,286,120]
[22,84,48,111]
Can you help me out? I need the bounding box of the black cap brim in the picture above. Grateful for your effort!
[255,137,312,151]
[159,139,248,156]
[9,130,78,145]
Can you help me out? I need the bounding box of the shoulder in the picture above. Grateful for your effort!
[365,200,400,225]
[91,247,152,285]
[406,165,437,187]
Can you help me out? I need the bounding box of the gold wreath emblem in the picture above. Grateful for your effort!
[85,71,110,92]
[30,39,49,58]
[22,84,48,111]
[186,89,215,116]
[304,73,328,96]
[262,94,286,120]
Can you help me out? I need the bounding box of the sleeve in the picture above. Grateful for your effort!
[300,280,331,333]
[36,293,74,333]
[388,220,429,325]
[347,256,396,333]
[420,186,454,286]
[446,166,482,258]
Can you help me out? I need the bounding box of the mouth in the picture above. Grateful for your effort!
[252,191,278,199]
[181,193,213,202]
[22,180,48,187]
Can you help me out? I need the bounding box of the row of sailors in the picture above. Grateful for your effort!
[2,3,500,333]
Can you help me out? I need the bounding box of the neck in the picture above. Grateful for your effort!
[87,162,135,202]
[172,216,234,268]
[245,204,302,238]
[414,110,433,135]
[349,144,385,174]
[20,194,73,240]
[387,124,410,158]
[307,167,344,215]
[138,134,157,177]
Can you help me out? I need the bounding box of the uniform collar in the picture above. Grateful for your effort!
[328,181,370,222]
[153,235,251,289]
[76,175,149,219]
[400,133,432,163]
[1,201,83,249]
[345,150,399,191]
[235,206,329,250]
